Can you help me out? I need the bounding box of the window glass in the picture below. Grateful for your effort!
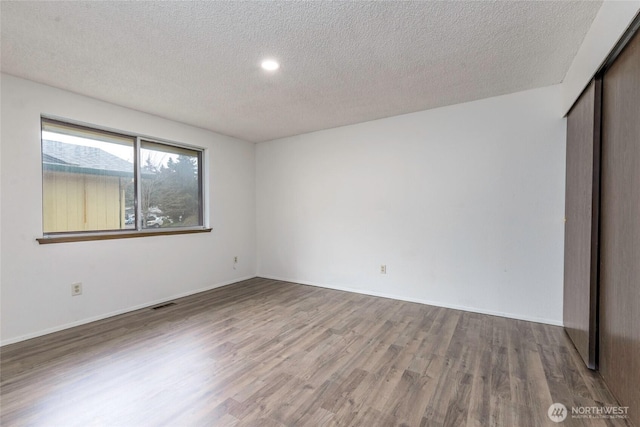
[41,119,135,233]
[41,118,204,235]
[140,140,202,228]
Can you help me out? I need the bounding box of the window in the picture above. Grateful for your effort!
[41,118,205,238]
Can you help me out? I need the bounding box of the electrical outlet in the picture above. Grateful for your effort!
[234,256,238,263]
[380,265,387,274]
[71,282,82,296]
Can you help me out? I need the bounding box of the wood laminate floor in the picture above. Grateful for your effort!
[0,278,630,426]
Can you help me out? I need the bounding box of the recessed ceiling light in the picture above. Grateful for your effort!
[261,59,280,71]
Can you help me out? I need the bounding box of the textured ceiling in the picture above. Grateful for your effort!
[1,1,602,142]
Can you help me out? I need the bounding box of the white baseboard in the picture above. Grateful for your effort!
[258,275,564,327]
[0,275,256,347]
[2,274,563,346]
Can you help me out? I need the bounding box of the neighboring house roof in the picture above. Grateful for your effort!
[42,140,134,177]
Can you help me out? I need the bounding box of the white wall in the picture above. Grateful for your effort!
[257,85,566,325]
[0,74,256,345]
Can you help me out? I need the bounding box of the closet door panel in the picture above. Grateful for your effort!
[563,80,600,369]
[600,29,640,427]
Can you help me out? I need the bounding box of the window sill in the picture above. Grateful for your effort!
[37,228,212,244]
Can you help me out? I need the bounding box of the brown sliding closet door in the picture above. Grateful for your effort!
[563,80,600,369]
[599,29,640,427]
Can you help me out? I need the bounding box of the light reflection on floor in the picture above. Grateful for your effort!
[26,334,213,426]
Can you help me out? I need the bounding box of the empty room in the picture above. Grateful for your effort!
[1,1,639,426]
